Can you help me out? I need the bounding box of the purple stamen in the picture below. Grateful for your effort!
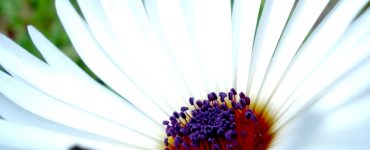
[213,144,221,150]
[231,101,237,109]
[245,97,251,105]
[219,92,227,102]
[245,109,252,119]
[189,97,194,105]
[239,92,246,99]
[162,89,265,150]
[228,92,233,100]
[224,130,234,141]
[207,92,217,101]
[230,88,237,95]
[173,112,180,119]
[181,106,189,112]
[240,98,247,108]
[180,112,187,119]
[181,142,190,150]
[162,120,169,125]
[196,100,203,108]
[236,102,244,110]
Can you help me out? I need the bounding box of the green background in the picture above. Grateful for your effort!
[0,0,98,79]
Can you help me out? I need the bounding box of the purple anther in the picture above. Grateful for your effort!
[175,136,183,142]
[180,112,187,119]
[217,128,224,135]
[207,92,218,101]
[228,91,233,100]
[170,116,177,125]
[223,110,230,116]
[170,116,176,121]
[240,98,247,108]
[245,96,251,105]
[219,92,227,102]
[166,128,171,136]
[196,100,203,108]
[181,142,190,150]
[173,111,180,119]
[231,130,238,137]
[224,130,234,141]
[212,92,218,100]
[213,102,219,107]
[181,106,189,112]
[189,97,194,105]
[230,88,237,95]
[229,116,235,122]
[174,122,181,130]
[162,120,169,125]
[174,136,182,147]
[180,128,188,135]
[213,144,221,150]
[170,128,176,137]
[251,114,257,122]
[230,122,236,129]
[245,110,252,119]
[191,110,198,117]
[202,100,210,109]
[226,143,234,150]
[191,140,199,148]
[207,93,214,101]
[221,104,227,110]
[239,92,246,99]
[231,101,237,109]
[199,134,206,140]
[236,102,243,110]
[208,138,215,143]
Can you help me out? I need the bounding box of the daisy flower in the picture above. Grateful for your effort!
[1,0,370,149]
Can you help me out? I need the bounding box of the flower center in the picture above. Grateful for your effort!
[162,88,273,150]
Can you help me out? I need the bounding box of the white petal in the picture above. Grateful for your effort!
[0,119,133,149]
[100,0,189,106]
[0,94,121,144]
[258,0,329,103]
[75,0,186,112]
[248,0,295,100]
[0,72,160,148]
[305,96,370,150]
[55,0,170,140]
[268,0,368,123]
[232,0,261,92]
[272,62,370,149]
[75,0,169,124]
[0,32,163,140]
[27,26,87,78]
[180,0,233,92]
[142,0,207,98]
[273,94,370,150]
[0,35,49,74]
[270,6,370,131]
[269,109,322,150]
[310,11,370,112]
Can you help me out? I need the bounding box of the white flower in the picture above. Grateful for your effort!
[0,0,369,149]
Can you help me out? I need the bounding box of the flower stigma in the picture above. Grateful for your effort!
[162,88,274,150]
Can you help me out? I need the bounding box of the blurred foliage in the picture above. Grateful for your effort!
[0,0,99,80]
[0,0,76,59]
